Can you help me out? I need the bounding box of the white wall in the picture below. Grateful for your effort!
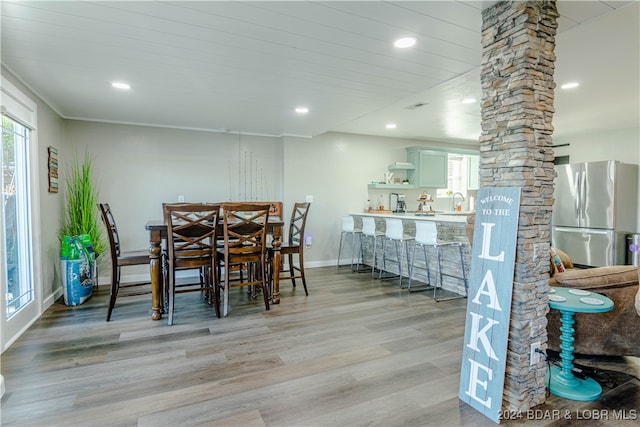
[563,127,640,230]
[63,120,283,275]
[2,74,638,294]
[283,132,476,266]
[563,127,639,165]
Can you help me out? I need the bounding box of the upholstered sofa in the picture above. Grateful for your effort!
[465,212,640,356]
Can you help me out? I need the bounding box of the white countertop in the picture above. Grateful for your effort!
[350,211,471,223]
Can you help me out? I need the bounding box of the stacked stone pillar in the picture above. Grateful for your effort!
[479,1,558,412]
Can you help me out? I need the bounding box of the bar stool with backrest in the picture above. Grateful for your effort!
[98,203,152,321]
[164,203,221,325]
[356,216,385,276]
[337,215,362,270]
[408,220,468,301]
[378,217,413,287]
[217,202,271,317]
[269,202,311,295]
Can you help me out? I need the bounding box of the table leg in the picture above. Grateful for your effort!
[149,229,162,320]
[548,309,602,400]
[271,226,281,304]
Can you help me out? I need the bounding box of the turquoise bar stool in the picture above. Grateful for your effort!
[336,215,362,270]
[408,220,467,301]
[379,218,413,287]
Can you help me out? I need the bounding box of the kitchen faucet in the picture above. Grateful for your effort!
[452,192,465,212]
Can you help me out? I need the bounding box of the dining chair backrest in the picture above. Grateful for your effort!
[164,203,221,270]
[415,221,438,246]
[98,203,122,260]
[385,218,405,240]
[267,201,283,218]
[221,203,271,259]
[288,202,311,246]
[362,217,377,237]
[163,203,222,325]
[227,201,282,219]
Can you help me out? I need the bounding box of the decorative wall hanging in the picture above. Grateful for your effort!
[48,146,58,193]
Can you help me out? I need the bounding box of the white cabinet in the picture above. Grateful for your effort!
[406,148,448,188]
[467,155,480,190]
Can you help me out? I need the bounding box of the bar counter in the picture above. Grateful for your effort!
[349,211,473,296]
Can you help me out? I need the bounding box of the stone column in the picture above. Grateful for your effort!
[479,0,558,412]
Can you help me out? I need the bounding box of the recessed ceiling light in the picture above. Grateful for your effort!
[111,82,131,90]
[561,82,579,90]
[386,123,397,129]
[394,37,416,49]
[295,107,309,114]
[462,98,477,104]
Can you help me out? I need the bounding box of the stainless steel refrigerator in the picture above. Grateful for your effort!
[552,160,638,267]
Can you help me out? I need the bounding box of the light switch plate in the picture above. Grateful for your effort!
[306,195,313,203]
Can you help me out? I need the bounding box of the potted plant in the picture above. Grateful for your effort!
[58,151,105,255]
[57,151,106,305]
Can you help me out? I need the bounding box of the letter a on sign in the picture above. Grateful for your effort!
[459,187,521,423]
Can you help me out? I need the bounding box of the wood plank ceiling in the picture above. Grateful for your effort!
[1,1,638,144]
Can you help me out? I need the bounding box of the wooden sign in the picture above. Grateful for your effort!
[459,187,521,423]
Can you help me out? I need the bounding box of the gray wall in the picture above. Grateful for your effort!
[2,67,66,306]
[3,63,640,301]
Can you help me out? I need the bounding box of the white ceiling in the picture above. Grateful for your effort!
[1,1,638,145]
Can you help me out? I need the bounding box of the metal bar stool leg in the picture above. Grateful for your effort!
[407,242,434,292]
[434,244,467,302]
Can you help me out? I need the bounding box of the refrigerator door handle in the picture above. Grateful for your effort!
[553,227,610,235]
[580,170,587,222]
[574,171,581,218]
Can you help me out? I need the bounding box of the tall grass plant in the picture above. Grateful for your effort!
[58,151,105,256]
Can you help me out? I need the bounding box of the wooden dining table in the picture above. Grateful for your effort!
[144,216,284,321]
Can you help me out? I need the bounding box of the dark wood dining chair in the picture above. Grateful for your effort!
[164,203,221,325]
[270,202,311,295]
[217,203,271,317]
[98,203,151,321]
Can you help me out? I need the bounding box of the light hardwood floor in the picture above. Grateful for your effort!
[1,267,639,426]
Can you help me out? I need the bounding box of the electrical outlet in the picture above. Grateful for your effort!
[305,195,313,203]
[530,342,542,365]
[178,195,185,202]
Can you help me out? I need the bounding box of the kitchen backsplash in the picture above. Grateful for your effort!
[366,188,477,212]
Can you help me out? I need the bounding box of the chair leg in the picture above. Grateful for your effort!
[162,253,169,314]
[350,232,358,271]
[378,238,386,279]
[399,240,409,287]
[407,243,435,293]
[106,265,120,321]
[223,265,230,317]
[212,266,221,318]
[371,236,379,278]
[433,245,467,302]
[396,240,403,286]
[261,260,270,311]
[288,253,296,287]
[337,231,344,268]
[298,252,308,296]
[407,243,417,291]
[168,272,175,326]
[458,245,468,297]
